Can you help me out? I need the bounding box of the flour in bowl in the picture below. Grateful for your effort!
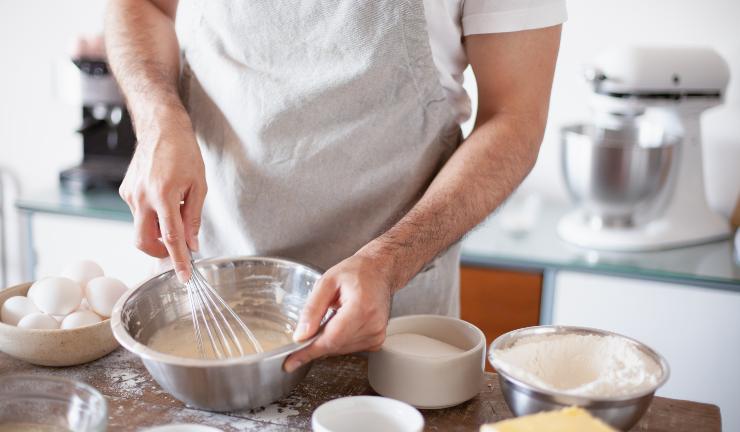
[492,333,662,398]
[383,333,464,357]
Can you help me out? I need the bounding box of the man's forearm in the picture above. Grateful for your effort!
[105,0,186,142]
[360,113,542,291]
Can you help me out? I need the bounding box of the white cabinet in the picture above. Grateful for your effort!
[31,213,154,288]
[552,271,740,432]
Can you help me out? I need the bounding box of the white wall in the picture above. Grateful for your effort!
[4,0,738,208]
[0,0,107,194]
[32,213,154,287]
[464,0,740,216]
[0,0,109,285]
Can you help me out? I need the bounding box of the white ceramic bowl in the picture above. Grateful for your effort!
[368,314,485,409]
[312,396,424,432]
[0,283,119,366]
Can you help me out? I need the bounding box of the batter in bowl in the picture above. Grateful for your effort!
[147,318,293,359]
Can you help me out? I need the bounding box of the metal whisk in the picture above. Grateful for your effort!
[184,253,264,359]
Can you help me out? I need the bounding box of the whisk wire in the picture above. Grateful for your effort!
[185,254,265,359]
[193,272,246,357]
[196,270,264,354]
[185,282,205,356]
[191,279,230,358]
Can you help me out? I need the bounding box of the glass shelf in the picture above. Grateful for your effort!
[16,187,132,222]
[462,203,740,289]
[16,188,740,289]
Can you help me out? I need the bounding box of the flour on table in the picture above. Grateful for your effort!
[103,368,153,398]
[247,403,300,423]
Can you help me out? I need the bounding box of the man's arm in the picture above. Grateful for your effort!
[285,25,561,372]
[106,0,206,282]
[106,0,181,121]
[367,25,562,287]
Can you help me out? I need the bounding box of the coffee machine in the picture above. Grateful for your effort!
[60,38,135,191]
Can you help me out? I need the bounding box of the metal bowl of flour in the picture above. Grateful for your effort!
[111,256,328,411]
[489,326,670,430]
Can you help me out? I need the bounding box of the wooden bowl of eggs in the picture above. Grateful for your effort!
[0,260,127,366]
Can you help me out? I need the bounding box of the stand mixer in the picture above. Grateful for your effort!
[558,46,731,251]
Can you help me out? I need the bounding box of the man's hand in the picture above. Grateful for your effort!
[119,108,206,283]
[283,253,393,373]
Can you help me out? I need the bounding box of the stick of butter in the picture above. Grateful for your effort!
[480,407,616,432]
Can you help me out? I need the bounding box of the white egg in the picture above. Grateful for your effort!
[17,312,60,329]
[1,296,40,326]
[27,277,83,316]
[61,259,104,287]
[85,276,128,318]
[60,310,102,329]
[25,276,49,299]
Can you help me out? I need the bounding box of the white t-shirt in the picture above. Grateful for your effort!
[424,0,568,123]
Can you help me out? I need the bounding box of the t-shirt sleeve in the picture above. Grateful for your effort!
[462,0,568,36]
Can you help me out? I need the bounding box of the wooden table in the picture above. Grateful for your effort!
[0,349,720,431]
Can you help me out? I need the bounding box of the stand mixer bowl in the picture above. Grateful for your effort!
[561,121,679,228]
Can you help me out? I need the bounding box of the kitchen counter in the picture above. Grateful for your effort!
[0,349,721,431]
[462,201,740,291]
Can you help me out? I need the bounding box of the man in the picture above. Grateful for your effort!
[105,0,565,372]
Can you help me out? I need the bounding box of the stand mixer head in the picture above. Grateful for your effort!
[558,46,732,251]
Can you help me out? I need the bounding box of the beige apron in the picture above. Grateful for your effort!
[176,0,462,317]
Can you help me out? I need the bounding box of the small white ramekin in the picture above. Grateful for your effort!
[368,314,486,409]
[312,396,424,432]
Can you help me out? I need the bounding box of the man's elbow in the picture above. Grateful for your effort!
[501,110,547,173]
[522,113,547,171]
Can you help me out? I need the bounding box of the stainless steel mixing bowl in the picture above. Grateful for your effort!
[489,326,670,431]
[561,121,678,228]
[111,256,328,412]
